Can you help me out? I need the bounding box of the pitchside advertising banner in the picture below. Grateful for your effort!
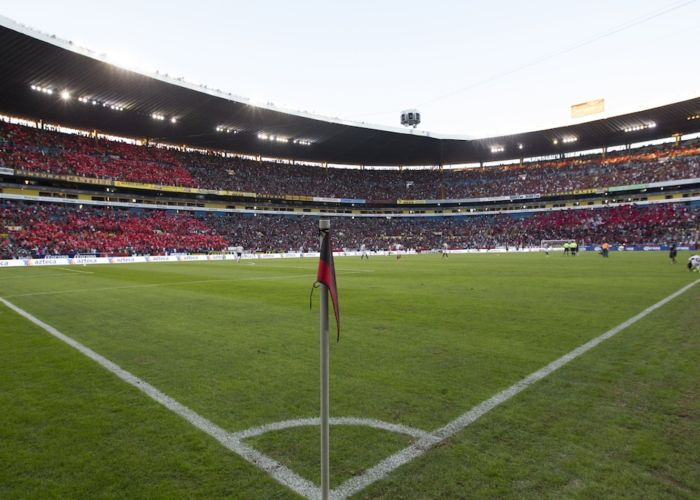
[584,245,692,252]
[0,246,692,268]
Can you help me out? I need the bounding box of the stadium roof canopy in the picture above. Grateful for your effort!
[1,16,700,167]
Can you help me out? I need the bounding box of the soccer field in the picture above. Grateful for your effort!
[1,252,698,498]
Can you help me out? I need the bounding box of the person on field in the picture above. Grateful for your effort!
[669,243,678,264]
[601,242,609,258]
[360,243,369,260]
[441,242,449,258]
[688,254,700,272]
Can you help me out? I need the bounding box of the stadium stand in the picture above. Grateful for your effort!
[1,121,699,200]
[0,202,227,257]
[0,122,198,187]
[2,200,697,258]
[184,142,700,200]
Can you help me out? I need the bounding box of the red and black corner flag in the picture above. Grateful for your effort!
[314,229,340,341]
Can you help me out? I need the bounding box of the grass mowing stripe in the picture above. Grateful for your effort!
[0,296,318,499]
[3,273,309,298]
[4,269,372,298]
[331,278,700,499]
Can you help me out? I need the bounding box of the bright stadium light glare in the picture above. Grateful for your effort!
[60,90,71,100]
[171,117,178,124]
[623,121,656,133]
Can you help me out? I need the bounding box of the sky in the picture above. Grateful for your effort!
[1,0,699,138]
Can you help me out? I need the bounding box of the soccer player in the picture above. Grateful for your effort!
[441,242,449,258]
[360,243,369,260]
[394,243,402,260]
[669,243,678,264]
[688,254,700,272]
[601,242,609,258]
[543,242,550,256]
[235,245,243,262]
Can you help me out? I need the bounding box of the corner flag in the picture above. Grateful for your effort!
[316,228,340,341]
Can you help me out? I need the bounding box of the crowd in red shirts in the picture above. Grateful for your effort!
[2,201,696,258]
[0,122,197,187]
[0,203,227,257]
[1,121,699,200]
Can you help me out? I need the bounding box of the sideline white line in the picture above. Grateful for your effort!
[0,296,318,499]
[54,267,94,274]
[330,278,700,499]
[1,278,697,499]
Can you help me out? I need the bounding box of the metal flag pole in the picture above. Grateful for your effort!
[319,218,330,500]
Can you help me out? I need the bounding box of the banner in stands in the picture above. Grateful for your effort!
[112,180,257,198]
[608,177,700,193]
[18,169,113,186]
[509,193,541,200]
[313,196,342,203]
[607,183,646,192]
[0,167,14,175]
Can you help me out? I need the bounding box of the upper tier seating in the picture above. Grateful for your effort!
[1,121,699,200]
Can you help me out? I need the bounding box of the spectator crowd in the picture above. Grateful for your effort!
[2,200,697,258]
[1,121,699,201]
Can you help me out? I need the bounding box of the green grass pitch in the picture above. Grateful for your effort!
[0,251,698,498]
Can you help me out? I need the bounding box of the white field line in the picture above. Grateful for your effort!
[53,267,94,274]
[330,278,700,499]
[0,296,319,499]
[4,269,371,299]
[233,417,432,441]
[1,279,697,499]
